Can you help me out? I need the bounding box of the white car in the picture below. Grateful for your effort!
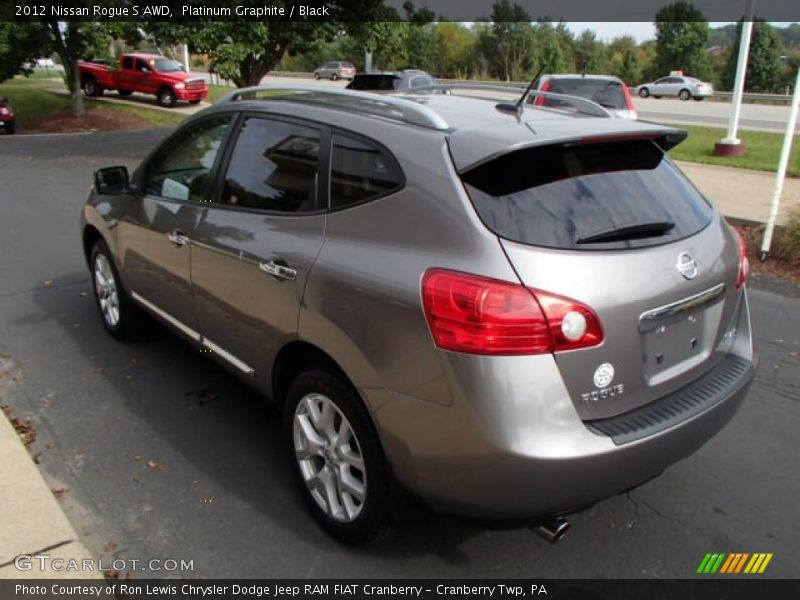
[637,76,713,101]
[35,57,56,69]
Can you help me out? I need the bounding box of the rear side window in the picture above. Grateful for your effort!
[544,78,627,110]
[330,133,403,209]
[220,117,322,213]
[121,56,133,70]
[461,140,713,250]
[347,75,398,91]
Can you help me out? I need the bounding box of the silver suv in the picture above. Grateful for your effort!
[81,85,755,544]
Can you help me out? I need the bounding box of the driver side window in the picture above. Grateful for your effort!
[144,116,232,202]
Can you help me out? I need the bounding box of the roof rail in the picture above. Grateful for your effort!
[410,83,613,118]
[218,84,450,130]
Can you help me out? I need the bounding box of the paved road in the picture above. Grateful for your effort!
[0,131,798,578]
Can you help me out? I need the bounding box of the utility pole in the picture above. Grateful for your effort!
[713,0,755,156]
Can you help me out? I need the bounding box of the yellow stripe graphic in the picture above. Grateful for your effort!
[758,553,773,573]
[744,554,761,573]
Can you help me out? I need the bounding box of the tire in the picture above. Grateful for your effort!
[314,73,321,80]
[81,76,103,97]
[638,87,649,98]
[679,89,691,101]
[157,87,177,107]
[331,73,339,81]
[90,239,138,340]
[4,121,15,135]
[118,89,133,96]
[285,368,390,544]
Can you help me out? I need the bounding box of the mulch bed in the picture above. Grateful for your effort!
[736,223,800,285]
[22,107,151,134]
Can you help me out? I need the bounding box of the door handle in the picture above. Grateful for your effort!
[259,260,297,281]
[167,230,189,247]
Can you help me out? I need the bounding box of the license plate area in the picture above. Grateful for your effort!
[641,302,723,386]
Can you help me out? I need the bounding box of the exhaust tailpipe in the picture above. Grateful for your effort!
[533,516,570,543]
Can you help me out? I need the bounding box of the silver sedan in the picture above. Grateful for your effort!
[637,75,714,101]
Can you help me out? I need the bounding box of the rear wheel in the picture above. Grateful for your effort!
[157,87,177,107]
[314,73,321,80]
[81,76,103,97]
[679,89,691,101]
[285,368,390,544]
[90,240,138,340]
[638,88,649,98]
[4,121,15,134]
[331,73,339,81]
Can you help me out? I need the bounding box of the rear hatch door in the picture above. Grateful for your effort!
[456,136,743,420]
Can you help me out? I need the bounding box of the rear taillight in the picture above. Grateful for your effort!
[534,80,550,106]
[732,228,750,289]
[421,269,604,355]
[621,83,637,118]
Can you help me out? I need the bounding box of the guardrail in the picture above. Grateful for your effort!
[255,73,795,105]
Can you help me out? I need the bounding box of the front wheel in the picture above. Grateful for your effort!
[638,88,649,98]
[285,369,390,544]
[81,76,103,97]
[314,73,321,80]
[679,89,691,101]
[157,87,177,107]
[331,73,339,81]
[90,240,138,340]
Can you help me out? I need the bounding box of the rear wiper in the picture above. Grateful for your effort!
[576,221,675,244]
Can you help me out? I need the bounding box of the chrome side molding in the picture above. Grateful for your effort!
[130,291,255,375]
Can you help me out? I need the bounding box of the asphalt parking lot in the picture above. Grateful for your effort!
[0,130,798,578]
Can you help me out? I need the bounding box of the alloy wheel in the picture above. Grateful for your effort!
[293,393,367,523]
[93,254,120,328]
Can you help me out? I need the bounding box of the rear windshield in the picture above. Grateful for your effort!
[460,140,713,250]
[543,78,627,110]
[347,75,399,91]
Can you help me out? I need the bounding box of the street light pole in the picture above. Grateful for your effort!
[714,0,755,157]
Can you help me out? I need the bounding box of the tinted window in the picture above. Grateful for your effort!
[221,118,321,213]
[544,78,627,110]
[461,140,713,250]
[410,75,435,88]
[135,59,149,72]
[121,56,133,70]
[154,58,182,73]
[330,134,403,209]
[347,75,399,91]
[144,116,231,202]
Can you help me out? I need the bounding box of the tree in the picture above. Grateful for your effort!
[151,1,382,87]
[608,36,642,85]
[0,22,50,83]
[654,2,711,79]
[433,23,476,78]
[488,0,534,81]
[403,2,436,72]
[574,30,607,74]
[724,19,784,93]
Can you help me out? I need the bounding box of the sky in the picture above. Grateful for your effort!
[567,21,797,43]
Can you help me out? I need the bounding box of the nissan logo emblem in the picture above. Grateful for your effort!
[677,252,698,280]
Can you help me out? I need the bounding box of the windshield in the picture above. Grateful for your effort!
[460,139,713,250]
[154,59,183,73]
[543,78,627,110]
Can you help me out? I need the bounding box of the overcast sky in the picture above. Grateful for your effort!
[566,21,796,43]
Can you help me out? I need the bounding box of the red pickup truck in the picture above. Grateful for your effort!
[79,53,207,107]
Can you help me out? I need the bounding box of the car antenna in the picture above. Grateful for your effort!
[496,65,545,116]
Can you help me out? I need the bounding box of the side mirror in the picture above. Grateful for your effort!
[95,166,129,195]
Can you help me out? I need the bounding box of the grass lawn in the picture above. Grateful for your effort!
[0,79,184,128]
[668,124,800,177]
[207,84,235,103]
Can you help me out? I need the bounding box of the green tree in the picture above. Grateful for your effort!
[433,22,476,78]
[724,19,784,93]
[488,0,534,81]
[0,22,50,83]
[403,2,437,72]
[654,2,711,79]
[574,30,607,73]
[608,36,642,84]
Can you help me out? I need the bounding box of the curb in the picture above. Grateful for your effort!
[0,367,100,579]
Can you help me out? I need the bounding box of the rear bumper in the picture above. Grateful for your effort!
[367,293,755,519]
[692,89,714,97]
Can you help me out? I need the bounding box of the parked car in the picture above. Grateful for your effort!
[81,85,755,544]
[531,74,637,119]
[346,70,437,92]
[78,53,207,107]
[314,61,356,81]
[0,97,15,134]
[637,76,714,101]
[35,57,56,68]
